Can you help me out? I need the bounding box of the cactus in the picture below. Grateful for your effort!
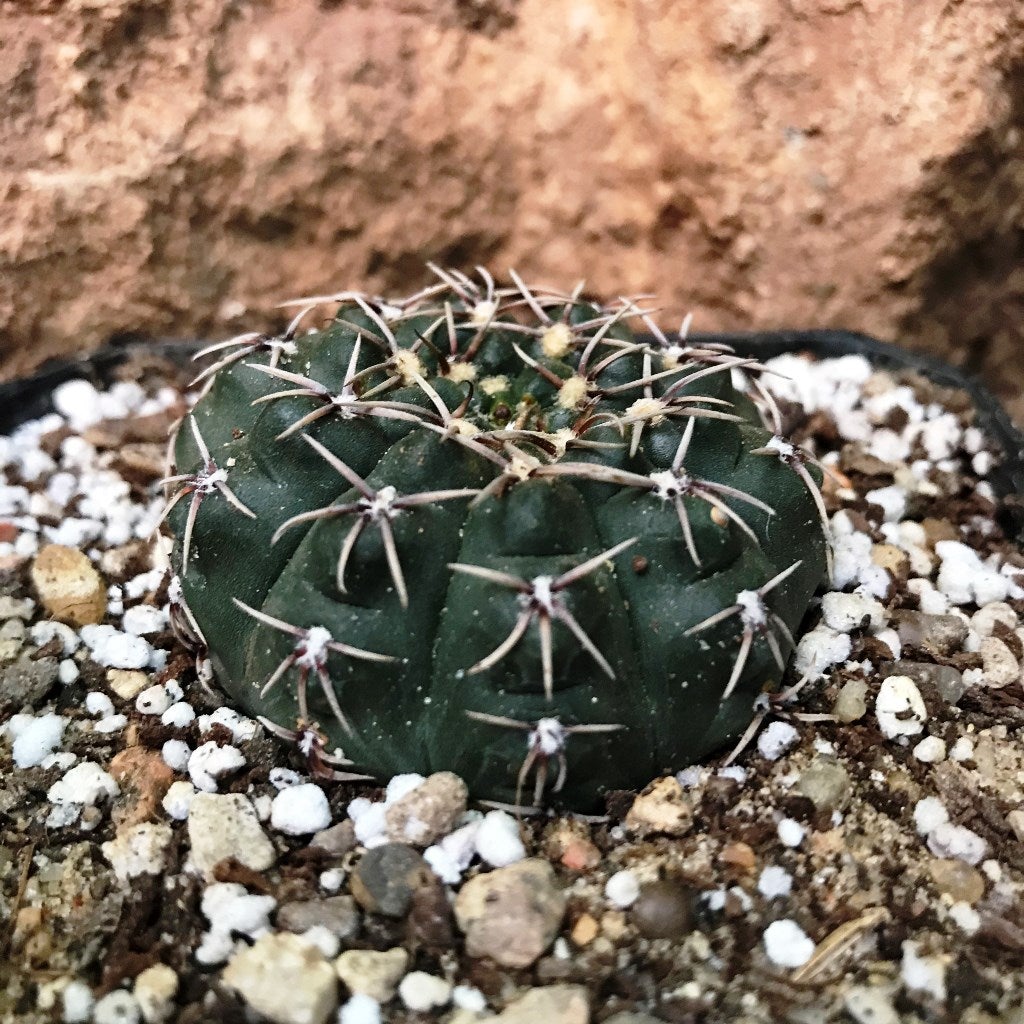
[163,267,830,811]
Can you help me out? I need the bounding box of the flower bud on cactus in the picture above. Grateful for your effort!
[163,267,829,811]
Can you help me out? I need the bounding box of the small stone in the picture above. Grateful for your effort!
[384,771,467,847]
[101,822,174,883]
[398,971,451,1012]
[310,819,357,857]
[0,655,59,709]
[844,985,900,1024]
[187,792,276,879]
[797,760,851,812]
[928,859,985,904]
[875,675,927,738]
[872,544,910,580]
[109,746,174,826]
[351,843,432,918]
[624,776,693,835]
[970,602,1017,637]
[407,871,456,948]
[30,544,107,626]
[833,678,868,722]
[278,896,360,941]
[494,985,589,1024]
[335,947,407,1002]
[979,636,1019,688]
[1007,809,1024,842]
[719,841,756,872]
[106,668,151,700]
[543,819,601,872]
[222,932,337,1024]
[455,858,566,968]
[893,611,968,656]
[571,913,599,946]
[891,661,965,705]
[630,878,694,940]
[133,963,178,1024]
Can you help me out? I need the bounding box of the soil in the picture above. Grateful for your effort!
[1,343,1023,1023]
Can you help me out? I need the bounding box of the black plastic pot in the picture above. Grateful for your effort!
[2,331,1022,541]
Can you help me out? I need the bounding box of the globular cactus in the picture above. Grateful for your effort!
[162,268,829,811]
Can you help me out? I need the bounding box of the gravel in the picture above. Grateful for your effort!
[2,349,1024,1021]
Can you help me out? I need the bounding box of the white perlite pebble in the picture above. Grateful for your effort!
[121,604,167,636]
[935,541,1010,607]
[61,979,95,1023]
[85,691,115,718]
[757,721,799,761]
[199,706,259,743]
[604,870,640,908]
[162,781,196,820]
[901,941,946,1002]
[820,590,887,632]
[865,485,906,523]
[398,972,452,1013]
[79,624,153,669]
[474,809,527,867]
[339,994,382,1024]
[58,659,79,684]
[913,736,946,764]
[757,865,793,899]
[136,684,173,716]
[11,713,66,769]
[794,625,852,679]
[160,702,195,728]
[777,818,805,847]
[94,714,129,734]
[47,761,119,810]
[271,783,332,836]
[195,883,276,966]
[949,737,974,762]
[926,822,987,865]
[452,985,487,1012]
[949,902,981,935]
[875,675,927,739]
[914,797,949,836]
[92,990,141,1024]
[188,741,245,793]
[162,740,191,773]
[32,620,79,654]
[763,919,814,968]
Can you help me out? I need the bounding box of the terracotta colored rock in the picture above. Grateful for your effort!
[30,545,106,626]
[2,3,1023,422]
[109,746,174,826]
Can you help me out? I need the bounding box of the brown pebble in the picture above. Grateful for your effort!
[108,747,174,826]
[630,879,694,940]
[30,544,107,626]
[928,859,985,905]
[571,913,599,947]
[719,841,756,873]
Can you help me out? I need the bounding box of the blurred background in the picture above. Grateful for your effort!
[1,0,1022,417]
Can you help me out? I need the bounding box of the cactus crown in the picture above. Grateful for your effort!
[164,266,829,811]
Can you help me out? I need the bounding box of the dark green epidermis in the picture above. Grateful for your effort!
[170,305,826,809]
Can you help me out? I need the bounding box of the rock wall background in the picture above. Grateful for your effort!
[2,0,1023,417]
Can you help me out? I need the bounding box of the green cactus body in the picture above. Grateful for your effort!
[166,272,828,811]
